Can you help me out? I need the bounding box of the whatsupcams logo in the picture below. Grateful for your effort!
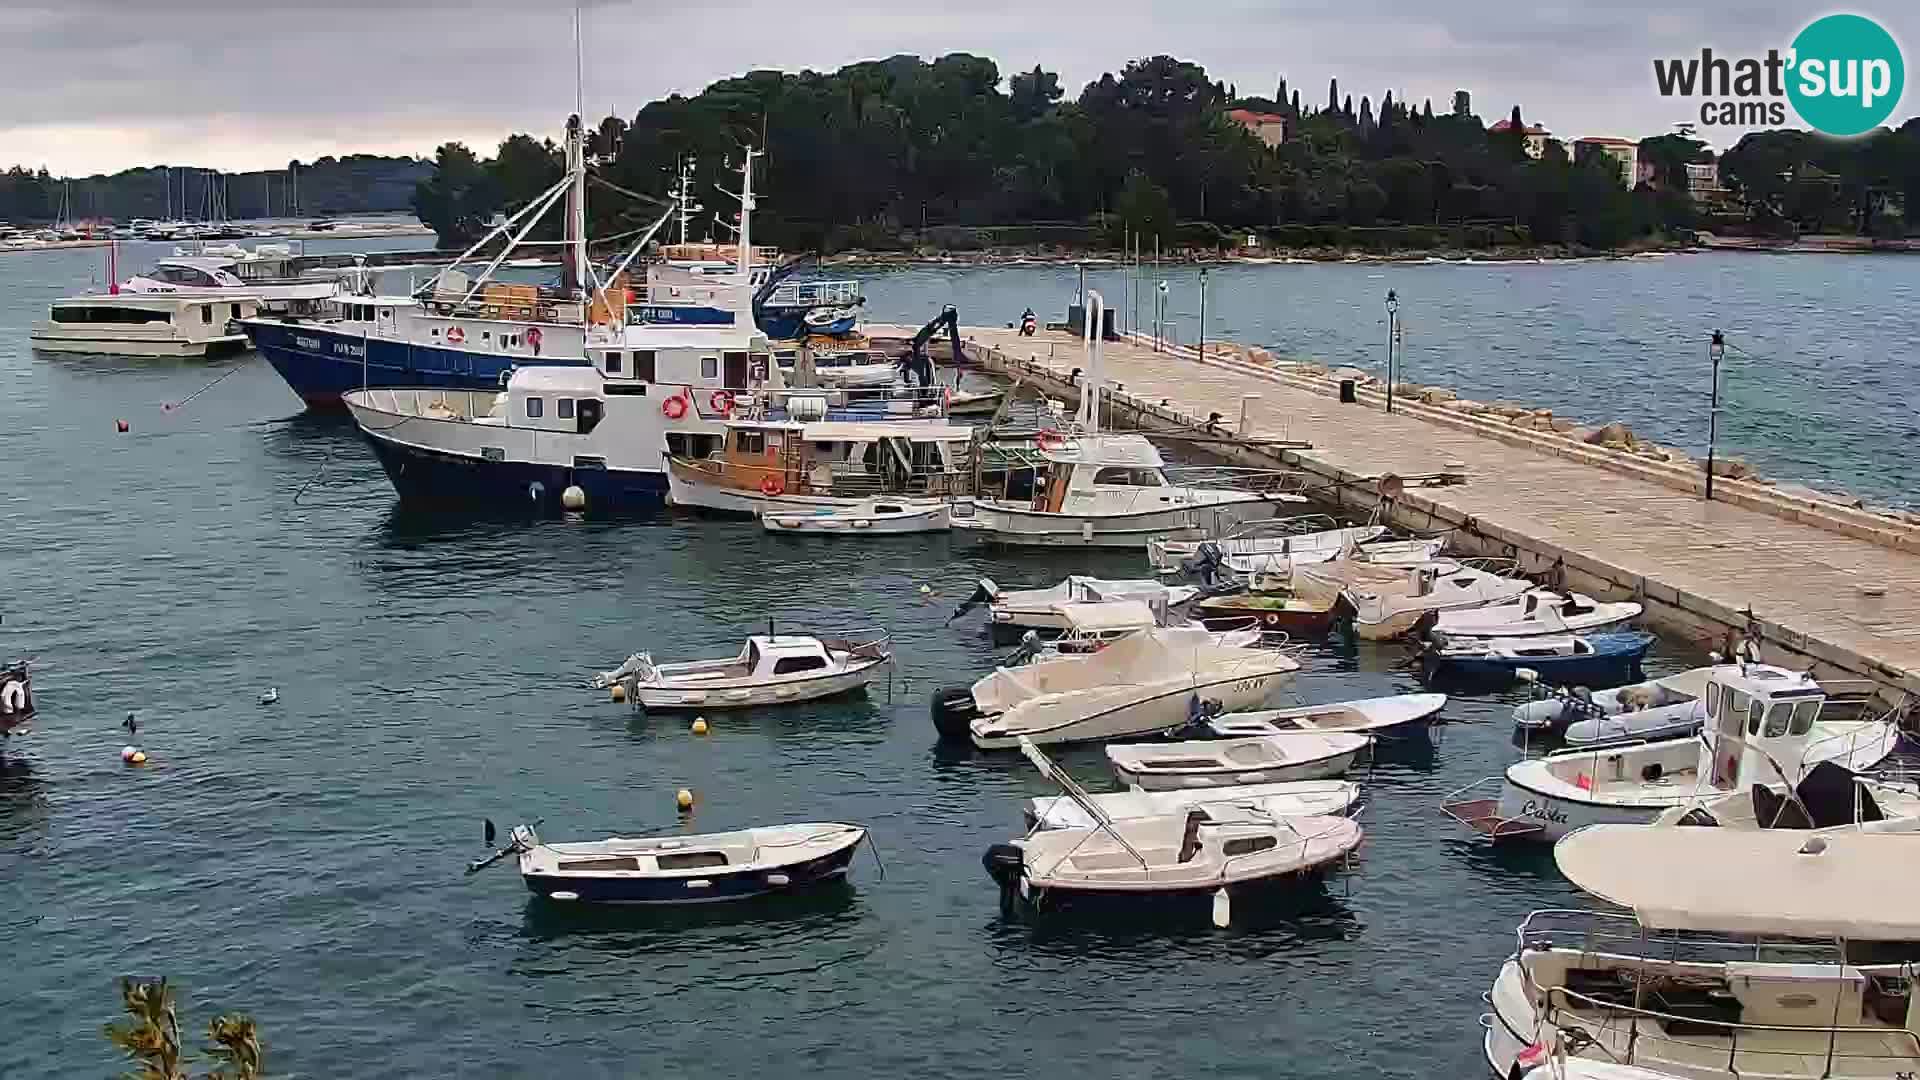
[1653,13,1905,136]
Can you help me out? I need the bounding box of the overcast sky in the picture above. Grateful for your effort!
[4,0,1913,176]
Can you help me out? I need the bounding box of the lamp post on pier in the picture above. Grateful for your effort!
[1706,329,1725,502]
[1197,266,1209,359]
[1385,290,1400,414]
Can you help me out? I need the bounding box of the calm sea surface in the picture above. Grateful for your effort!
[0,241,1908,1078]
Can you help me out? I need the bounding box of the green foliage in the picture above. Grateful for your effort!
[403,53,1920,253]
[0,158,427,224]
[103,979,265,1080]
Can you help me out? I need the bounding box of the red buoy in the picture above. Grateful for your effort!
[116,419,129,433]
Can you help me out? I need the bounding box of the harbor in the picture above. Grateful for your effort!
[7,119,1920,1080]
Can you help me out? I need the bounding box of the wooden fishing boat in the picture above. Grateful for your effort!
[1430,590,1641,639]
[1421,632,1654,688]
[761,497,951,534]
[1204,693,1447,738]
[1024,779,1360,831]
[1105,731,1371,791]
[474,821,868,905]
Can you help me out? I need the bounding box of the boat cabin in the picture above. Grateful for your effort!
[133,256,247,291]
[988,432,1177,512]
[679,417,972,498]
[1699,664,1828,792]
[736,635,839,679]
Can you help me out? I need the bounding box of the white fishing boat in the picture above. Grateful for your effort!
[592,629,891,710]
[1106,731,1372,791]
[1204,693,1447,739]
[954,574,1200,635]
[28,293,257,357]
[1025,779,1360,830]
[1296,558,1533,640]
[1013,602,1262,660]
[1649,759,1920,832]
[1441,663,1899,843]
[1429,589,1641,639]
[470,820,868,904]
[930,626,1296,749]
[761,497,951,534]
[1148,520,1387,574]
[1513,666,1717,745]
[1484,826,1920,1080]
[984,738,1362,923]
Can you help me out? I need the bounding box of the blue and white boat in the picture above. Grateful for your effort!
[1421,631,1655,688]
[486,821,868,905]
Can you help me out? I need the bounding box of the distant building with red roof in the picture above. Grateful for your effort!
[1227,108,1289,148]
[1490,118,1552,158]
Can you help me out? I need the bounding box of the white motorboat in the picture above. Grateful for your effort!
[959,574,1199,635]
[1513,666,1717,745]
[1649,759,1920,832]
[1429,589,1641,639]
[985,738,1362,922]
[930,626,1297,749]
[1296,559,1534,640]
[592,629,891,710]
[471,820,868,904]
[1149,521,1389,573]
[1441,663,1899,843]
[761,497,952,534]
[1484,826,1920,1080]
[122,250,338,312]
[1106,731,1371,791]
[1025,779,1360,830]
[1204,693,1447,739]
[1011,601,1261,660]
[29,293,257,357]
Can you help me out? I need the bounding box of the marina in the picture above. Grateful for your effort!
[5,226,1920,1078]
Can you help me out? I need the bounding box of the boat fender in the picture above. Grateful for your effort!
[759,474,785,496]
[709,390,734,416]
[0,680,23,714]
[930,685,982,739]
[662,394,689,420]
[525,326,542,351]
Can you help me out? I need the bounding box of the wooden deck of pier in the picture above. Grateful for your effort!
[916,325,1920,699]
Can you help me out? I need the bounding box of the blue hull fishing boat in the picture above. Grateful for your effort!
[470,821,868,906]
[1421,631,1655,687]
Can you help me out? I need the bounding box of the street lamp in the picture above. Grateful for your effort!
[1197,266,1209,359]
[1155,280,1169,351]
[1706,329,1725,501]
[1385,290,1400,414]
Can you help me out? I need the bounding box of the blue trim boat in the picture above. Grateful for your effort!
[483,822,868,906]
[1421,631,1655,688]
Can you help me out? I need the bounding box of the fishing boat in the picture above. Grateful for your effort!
[761,497,951,534]
[1439,662,1899,843]
[1203,693,1447,739]
[472,820,868,904]
[1513,666,1717,745]
[1006,603,1263,661]
[1105,731,1371,790]
[984,738,1362,924]
[930,626,1296,749]
[1421,631,1656,688]
[666,416,973,516]
[1191,586,1344,637]
[1429,589,1641,639]
[1293,557,1534,641]
[29,293,257,357]
[1650,759,1920,832]
[1148,520,1389,575]
[1024,779,1361,830]
[950,575,1200,637]
[1483,826,1920,1080]
[0,663,33,736]
[591,629,891,710]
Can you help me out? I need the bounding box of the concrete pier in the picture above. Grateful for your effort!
[906,324,1920,705]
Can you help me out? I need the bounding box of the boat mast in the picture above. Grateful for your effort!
[733,147,759,292]
[562,113,587,297]
[1080,290,1106,433]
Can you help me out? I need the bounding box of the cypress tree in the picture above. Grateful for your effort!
[1328,78,1339,114]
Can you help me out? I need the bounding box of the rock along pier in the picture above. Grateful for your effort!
[899,323,1920,706]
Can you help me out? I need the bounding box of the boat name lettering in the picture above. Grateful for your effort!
[294,336,322,350]
[1231,677,1268,692]
[1519,800,1568,824]
[333,342,365,358]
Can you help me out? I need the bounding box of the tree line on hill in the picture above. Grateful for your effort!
[0,155,430,225]
[411,53,1920,254]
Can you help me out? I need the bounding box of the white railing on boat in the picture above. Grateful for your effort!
[1161,466,1314,497]
[763,280,861,308]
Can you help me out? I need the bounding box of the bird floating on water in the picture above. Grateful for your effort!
[258,688,279,706]
[123,712,138,736]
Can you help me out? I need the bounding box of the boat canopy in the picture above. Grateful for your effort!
[1555,825,1920,940]
[973,626,1292,714]
[507,366,605,394]
[723,419,971,443]
[1038,432,1168,468]
[1049,599,1160,633]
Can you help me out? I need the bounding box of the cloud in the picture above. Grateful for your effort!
[3,0,1912,174]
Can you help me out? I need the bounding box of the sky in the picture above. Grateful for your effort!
[3,0,1915,176]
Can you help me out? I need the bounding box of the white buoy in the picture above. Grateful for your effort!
[258,687,279,705]
[561,485,587,511]
[1211,886,1232,928]
[120,745,138,763]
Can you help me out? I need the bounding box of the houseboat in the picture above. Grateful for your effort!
[29,294,256,357]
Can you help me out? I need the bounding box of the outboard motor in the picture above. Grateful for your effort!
[1179,542,1226,589]
[1006,630,1045,666]
[1019,308,1037,336]
[983,842,1028,913]
[931,685,983,739]
[944,579,998,626]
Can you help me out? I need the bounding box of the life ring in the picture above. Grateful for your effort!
[709,390,734,416]
[446,326,466,344]
[1264,613,1281,627]
[1036,429,1066,450]
[0,680,22,714]
[662,395,689,420]
[760,474,785,496]
[525,326,543,350]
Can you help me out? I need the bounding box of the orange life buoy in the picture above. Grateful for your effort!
[446,326,466,344]
[709,390,734,416]
[760,474,785,496]
[525,326,543,349]
[662,394,689,420]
